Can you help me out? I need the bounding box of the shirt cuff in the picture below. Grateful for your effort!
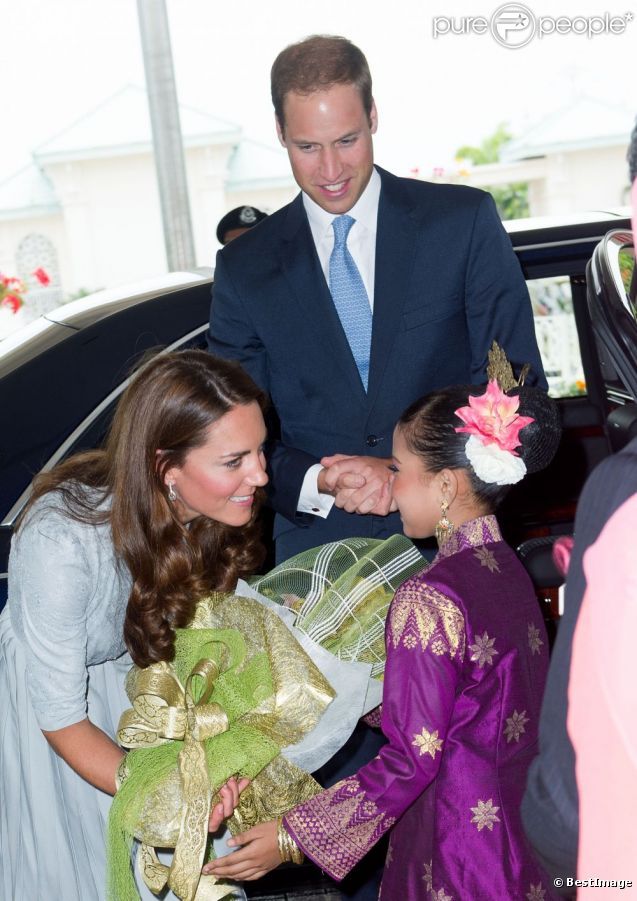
[297,464,335,518]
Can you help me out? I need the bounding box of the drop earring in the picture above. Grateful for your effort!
[167,482,177,502]
[435,498,454,545]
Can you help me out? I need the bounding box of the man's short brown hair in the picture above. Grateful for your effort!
[271,35,373,131]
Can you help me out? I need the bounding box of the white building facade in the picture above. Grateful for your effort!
[0,85,297,302]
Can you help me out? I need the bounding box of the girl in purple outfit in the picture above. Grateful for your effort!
[206,378,561,900]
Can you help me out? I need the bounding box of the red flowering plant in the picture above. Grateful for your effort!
[0,268,51,314]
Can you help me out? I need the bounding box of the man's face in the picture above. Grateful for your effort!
[277,82,377,214]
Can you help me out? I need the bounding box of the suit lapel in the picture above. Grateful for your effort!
[280,195,367,398]
[367,167,418,408]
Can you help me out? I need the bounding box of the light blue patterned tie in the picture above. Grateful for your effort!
[329,214,373,391]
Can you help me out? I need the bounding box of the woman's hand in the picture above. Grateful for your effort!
[208,777,251,833]
[202,819,281,880]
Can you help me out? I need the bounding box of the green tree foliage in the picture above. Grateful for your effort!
[457,123,529,221]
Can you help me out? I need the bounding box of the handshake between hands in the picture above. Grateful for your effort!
[317,453,397,516]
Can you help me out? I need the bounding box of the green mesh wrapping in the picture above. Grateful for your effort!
[250,535,425,677]
[107,627,291,900]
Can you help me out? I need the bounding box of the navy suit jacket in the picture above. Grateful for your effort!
[208,166,546,557]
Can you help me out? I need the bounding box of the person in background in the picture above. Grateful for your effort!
[521,117,637,894]
[216,205,269,245]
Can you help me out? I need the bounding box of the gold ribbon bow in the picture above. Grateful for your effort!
[117,642,237,901]
[118,658,229,749]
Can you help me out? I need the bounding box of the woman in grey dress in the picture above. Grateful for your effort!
[0,350,266,900]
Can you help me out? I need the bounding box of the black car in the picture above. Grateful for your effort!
[1,214,633,614]
[0,270,212,607]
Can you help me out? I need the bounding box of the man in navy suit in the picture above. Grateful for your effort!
[208,35,546,563]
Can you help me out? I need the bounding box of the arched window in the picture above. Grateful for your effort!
[16,233,61,288]
[15,233,62,318]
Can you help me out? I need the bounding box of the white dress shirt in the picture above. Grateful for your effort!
[297,168,382,517]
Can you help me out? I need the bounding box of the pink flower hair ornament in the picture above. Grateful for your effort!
[454,381,535,486]
[454,380,534,455]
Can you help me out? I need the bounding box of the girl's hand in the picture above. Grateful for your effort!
[202,819,281,880]
[208,777,251,833]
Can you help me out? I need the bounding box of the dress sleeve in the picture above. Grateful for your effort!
[9,511,93,731]
[284,579,466,880]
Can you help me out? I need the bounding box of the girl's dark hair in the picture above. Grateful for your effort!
[19,350,268,667]
[398,384,561,512]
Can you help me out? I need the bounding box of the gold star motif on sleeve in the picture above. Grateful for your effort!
[470,798,501,831]
[468,631,499,667]
[504,709,530,743]
[412,727,444,759]
[526,883,547,900]
[528,623,544,655]
[422,860,433,892]
[474,546,500,573]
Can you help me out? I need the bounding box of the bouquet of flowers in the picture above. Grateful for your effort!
[108,535,425,901]
[108,594,334,901]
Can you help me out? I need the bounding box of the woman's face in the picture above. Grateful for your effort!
[165,401,268,526]
[390,426,442,539]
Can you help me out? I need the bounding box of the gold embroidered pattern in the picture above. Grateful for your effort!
[469,631,499,667]
[284,775,396,881]
[470,798,501,832]
[437,515,502,559]
[422,860,433,891]
[389,584,465,660]
[528,623,544,655]
[504,710,529,743]
[412,727,444,759]
[431,888,454,900]
[474,546,500,573]
[526,883,547,900]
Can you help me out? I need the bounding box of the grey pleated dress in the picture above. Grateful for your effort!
[0,492,133,900]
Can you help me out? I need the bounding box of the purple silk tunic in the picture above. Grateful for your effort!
[285,516,556,900]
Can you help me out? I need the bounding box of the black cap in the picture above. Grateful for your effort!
[509,385,562,474]
[216,205,268,244]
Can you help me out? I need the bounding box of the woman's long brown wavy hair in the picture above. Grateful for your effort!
[19,350,267,667]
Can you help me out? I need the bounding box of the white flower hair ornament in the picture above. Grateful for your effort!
[454,381,535,486]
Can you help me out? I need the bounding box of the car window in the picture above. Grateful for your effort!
[529,276,585,398]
